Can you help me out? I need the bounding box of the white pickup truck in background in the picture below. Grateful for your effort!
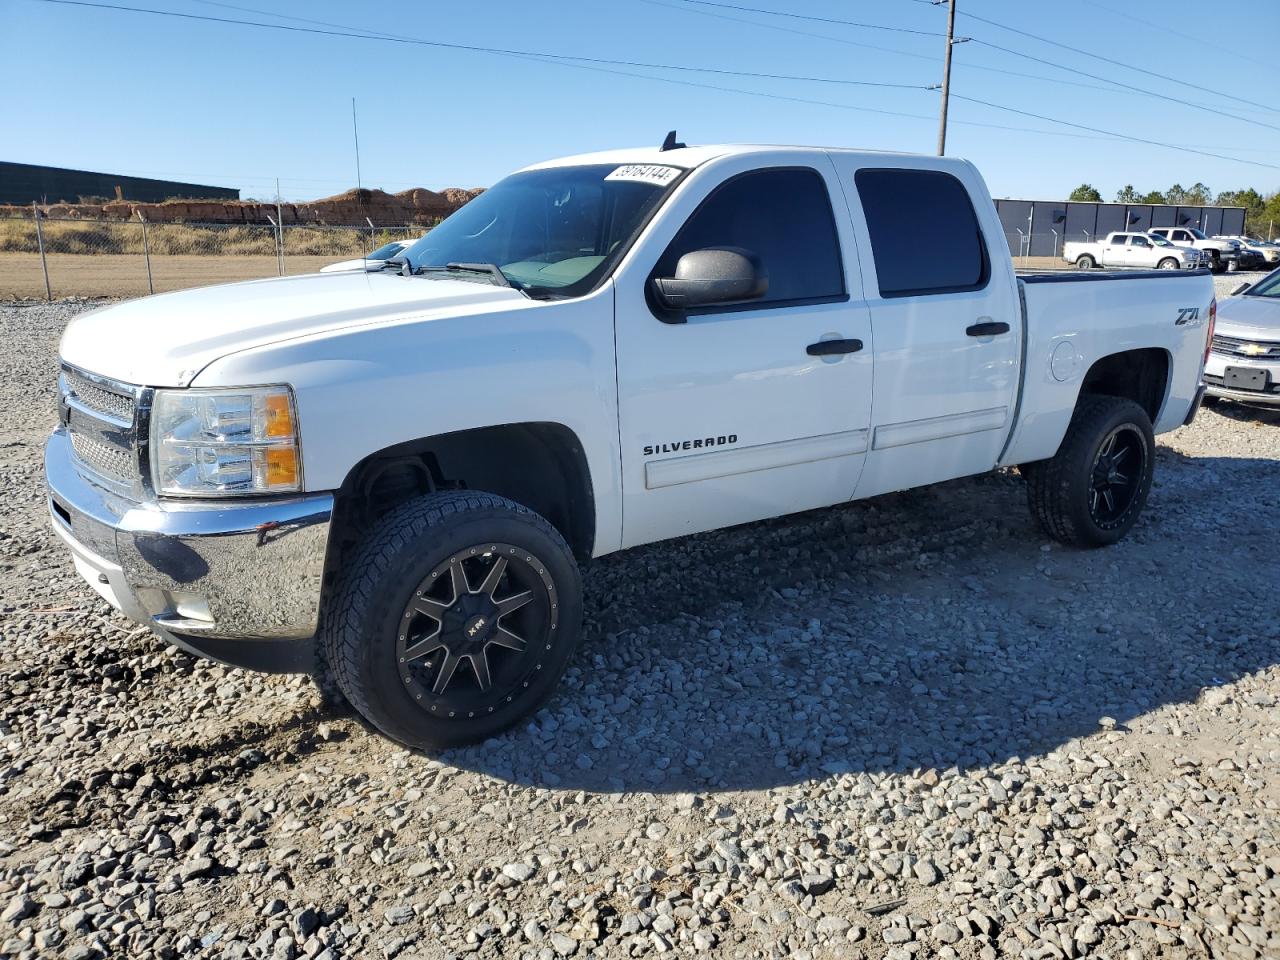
[1148,226,1243,272]
[1063,231,1206,270]
[47,141,1214,748]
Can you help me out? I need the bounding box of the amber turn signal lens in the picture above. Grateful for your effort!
[264,392,295,439]
[264,447,299,488]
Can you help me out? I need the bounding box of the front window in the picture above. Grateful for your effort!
[401,163,684,297]
[1245,270,1280,298]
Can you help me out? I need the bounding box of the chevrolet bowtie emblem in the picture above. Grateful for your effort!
[1240,343,1268,356]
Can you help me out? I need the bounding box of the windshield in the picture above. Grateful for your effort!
[1187,228,1207,240]
[1149,235,1173,247]
[366,240,409,261]
[1246,269,1280,298]
[401,163,684,296]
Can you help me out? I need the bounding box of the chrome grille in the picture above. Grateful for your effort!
[1212,335,1280,359]
[70,431,135,483]
[61,368,135,423]
[59,363,144,490]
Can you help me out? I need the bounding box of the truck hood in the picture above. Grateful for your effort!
[1215,295,1280,338]
[60,270,529,387]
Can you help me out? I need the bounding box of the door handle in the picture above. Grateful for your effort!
[966,321,1010,337]
[806,338,863,356]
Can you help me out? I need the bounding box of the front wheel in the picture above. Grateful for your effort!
[1022,396,1155,548]
[320,491,583,749]
[1157,257,1179,270]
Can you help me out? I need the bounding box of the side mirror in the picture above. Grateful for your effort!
[1231,282,1251,296]
[651,247,767,312]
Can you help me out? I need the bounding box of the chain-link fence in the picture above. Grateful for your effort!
[0,215,429,300]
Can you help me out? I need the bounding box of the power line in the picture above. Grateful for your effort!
[964,37,1280,128]
[951,3,1279,115]
[26,0,1280,173]
[951,93,1280,172]
[641,0,1204,101]
[670,0,1280,128]
[671,0,944,36]
[1074,0,1273,71]
[30,0,928,92]
[9,0,1170,146]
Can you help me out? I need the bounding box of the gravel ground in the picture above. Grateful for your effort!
[1,290,1277,960]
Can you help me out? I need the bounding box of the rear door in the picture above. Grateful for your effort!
[826,159,1021,500]
[612,154,874,548]
[1101,234,1128,267]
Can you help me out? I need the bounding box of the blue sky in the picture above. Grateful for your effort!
[4,0,1278,202]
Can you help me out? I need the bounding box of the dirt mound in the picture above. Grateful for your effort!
[0,184,485,226]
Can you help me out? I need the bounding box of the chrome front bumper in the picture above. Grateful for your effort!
[46,427,333,647]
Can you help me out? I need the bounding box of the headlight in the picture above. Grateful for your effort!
[150,386,302,497]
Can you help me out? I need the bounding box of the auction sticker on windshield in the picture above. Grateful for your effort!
[605,164,682,187]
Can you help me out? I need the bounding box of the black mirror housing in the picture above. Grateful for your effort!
[1231,282,1251,296]
[652,247,768,312]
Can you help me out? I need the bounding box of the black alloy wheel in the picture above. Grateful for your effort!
[396,545,558,720]
[1023,396,1155,548]
[1087,424,1146,530]
[320,491,583,749]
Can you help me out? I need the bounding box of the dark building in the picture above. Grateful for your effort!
[995,198,1248,258]
[0,161,239,205]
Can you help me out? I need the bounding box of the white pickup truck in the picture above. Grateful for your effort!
[1063,231,1206,271]
[47,141,1214,748]
[1148,227,1242,273]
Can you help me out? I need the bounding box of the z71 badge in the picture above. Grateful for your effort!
[643,434,738,456]
[1174,307,1202,326]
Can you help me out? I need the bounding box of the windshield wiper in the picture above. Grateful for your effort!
[417,262,520,290]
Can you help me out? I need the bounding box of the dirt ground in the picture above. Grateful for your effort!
[0,254,337,300]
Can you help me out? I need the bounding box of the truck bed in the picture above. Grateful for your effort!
[1016,268,1213,283]
[997,267,1214,468]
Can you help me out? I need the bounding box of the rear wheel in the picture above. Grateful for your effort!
[1076,254,1096,269]
[320,491,583,748]
[1023,396,1155,548]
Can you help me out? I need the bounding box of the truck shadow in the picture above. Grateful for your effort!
[1208,399,1280,427]
[442,449,1279,793]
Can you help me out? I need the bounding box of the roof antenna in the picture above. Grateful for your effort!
[660,130,686,152]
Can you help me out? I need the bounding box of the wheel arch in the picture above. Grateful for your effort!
[327,421,596,569]
[1076,346,1171,424]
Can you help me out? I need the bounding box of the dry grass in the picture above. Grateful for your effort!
[0,219,425,258]
[0,253,339,299]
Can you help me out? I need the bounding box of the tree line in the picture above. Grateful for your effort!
[1067,183,1280,238]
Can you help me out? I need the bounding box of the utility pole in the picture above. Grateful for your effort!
[351,97,363,194]
[936,0,959,156]
[352,96,365,226]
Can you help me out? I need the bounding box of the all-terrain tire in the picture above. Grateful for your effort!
[1022,396,1155,548]
[320,491,583,749]
[1076,254,1096,269]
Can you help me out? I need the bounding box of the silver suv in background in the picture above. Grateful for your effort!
[1205,268,1280,406]
[1216,236,1280,268]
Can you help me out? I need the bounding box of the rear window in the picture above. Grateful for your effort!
[855,169,988,297]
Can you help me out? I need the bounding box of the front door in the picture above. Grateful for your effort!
[826,161,1021,500]
[612,155,874,548]
[1125,234,1153,266]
